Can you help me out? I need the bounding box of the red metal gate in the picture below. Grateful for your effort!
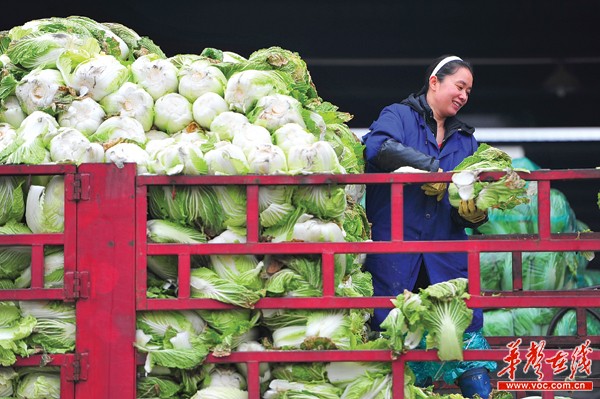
[134,168,600,399]
[0,164,79,399]
[1,163,599,398]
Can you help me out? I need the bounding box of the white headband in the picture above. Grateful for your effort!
[430,56,463,78]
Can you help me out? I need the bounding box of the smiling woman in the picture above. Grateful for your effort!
[361,55,496,397]
[424,57,473,145]
[362,54,484,325]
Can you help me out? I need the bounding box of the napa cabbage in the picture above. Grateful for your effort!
[131,53,179,100]
[6,31,100,70]
[0,222,33,280]
[246,93,306,132]
[15,68,70,116]
[272,123,317,155]
[287,141,346,175]
[15,250,65,289]
[192,92,229,129]
[25,175,64,234]
[15,370,61,398]
[153,93,194,134]
[147,185,224,236]
[189,268,262,309]
[0,111,57,164]
[380,278,473,361]
[90,115,147,146]
[0,176,25,225]
[100,82,155,131]
[246,143,288,175]
[135,310,212,372]
[147,219,207,244]
[204,141,250,175]
[263,379,340,399]
[57,51,130,101]
[146,135,208,176]
[104,142,151,174]
[224,69,290,114]
[178,60,228,102]
[57,97,106,135]
[0,96,27,127]
[209,111,250,142]
[448,143,529,211]
[49,127,105,164]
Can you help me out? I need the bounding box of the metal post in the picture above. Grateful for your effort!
[75,163,137,399]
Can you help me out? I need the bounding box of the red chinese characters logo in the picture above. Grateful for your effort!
[545,350,569,375]
[570,339,593,379]
[497,339,594,381]
[497,338,523,380]
[524,340,546,379]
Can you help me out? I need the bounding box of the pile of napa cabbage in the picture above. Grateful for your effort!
[0,16,497,399]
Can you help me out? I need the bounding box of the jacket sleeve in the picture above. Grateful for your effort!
[371,138,440,172]
[363,105,439,173]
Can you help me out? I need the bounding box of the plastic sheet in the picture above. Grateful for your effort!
[408,330,497,385]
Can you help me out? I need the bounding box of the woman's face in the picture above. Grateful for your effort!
[429,66,473,118]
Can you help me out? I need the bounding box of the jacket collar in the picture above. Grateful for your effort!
[400,93,475,135]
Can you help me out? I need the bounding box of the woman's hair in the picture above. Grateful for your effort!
[417,55,473,95]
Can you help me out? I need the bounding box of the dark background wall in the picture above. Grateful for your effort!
[2,1,599,253]
[3,1,599,127]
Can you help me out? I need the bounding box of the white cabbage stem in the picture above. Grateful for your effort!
[58,97,106,136]
[90,116,147,146]
[49,127,105,164]
[104,142,151,174]
[232,124,272,156]
[250,94,305,132]
[0,96,27,127]
[192,92,229,129]
[65,54,130,101]
[246,143,288,175]
[131,54,179,100]
[153,93,193,134]
[287,141,345,174]
[209,111,249,142]
[451,170,478,200]
[178,61,228,102]
[15,69,66,115]
[272,123,316,155]
[100,82,155,131]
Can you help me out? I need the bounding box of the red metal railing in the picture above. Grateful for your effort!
[0,165,78,301]
[14,354,81,399]
[2,164,598,398]
[0,165,79,397]
[135,168,600,399]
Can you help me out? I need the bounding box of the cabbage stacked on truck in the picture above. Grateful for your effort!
[0,15,389,399]
[1,16,524,399]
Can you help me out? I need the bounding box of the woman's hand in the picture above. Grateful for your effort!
[458,199,487,223]
[421,182,447,201]
[421,168,447,201]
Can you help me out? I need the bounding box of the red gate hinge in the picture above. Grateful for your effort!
[65,352,89,382]
[67,173,90,201]
[64,271,90,301]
